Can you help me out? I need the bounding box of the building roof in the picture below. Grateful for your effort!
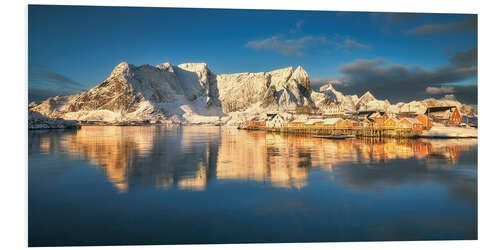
[428,110,453,120]
[416,114,430,119]
[357,110,377,116]
[266,113,284,121]
[266,113,279,119]
[426,106,457,113]
[399,111,418,118]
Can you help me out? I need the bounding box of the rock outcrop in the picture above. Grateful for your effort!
[215,65,313,113]
[28,111,80,130]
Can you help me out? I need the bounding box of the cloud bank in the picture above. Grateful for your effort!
[426,86,455,95]
[407,15,477,35]
[311,47,477,104]
[29,64,85,103]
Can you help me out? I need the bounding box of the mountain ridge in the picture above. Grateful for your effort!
[30,61,477,125]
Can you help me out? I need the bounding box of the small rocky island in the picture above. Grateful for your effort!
[28,110,80,130]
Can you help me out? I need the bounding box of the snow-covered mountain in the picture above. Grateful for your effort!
[30,62,476,125]
[216,66,313,113]
[30,62,224,124]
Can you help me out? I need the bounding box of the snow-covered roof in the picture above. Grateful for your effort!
[304,119,324,125]
[323,118,342,125]
[264,114,283,121]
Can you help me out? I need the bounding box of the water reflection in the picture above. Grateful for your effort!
[28,126,478,245]
[29,126,477,197]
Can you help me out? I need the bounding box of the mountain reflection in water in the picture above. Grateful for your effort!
[30,126,477,197]
[28,125,477,245]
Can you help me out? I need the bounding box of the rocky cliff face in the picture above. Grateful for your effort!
[30,62,222,123]
[30,61,476,125]
[215,66,313,113]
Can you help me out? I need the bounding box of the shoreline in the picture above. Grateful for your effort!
[28,122,478,139]
[243,126,478,139]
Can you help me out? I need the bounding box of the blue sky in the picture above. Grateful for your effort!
[28,5,477,104]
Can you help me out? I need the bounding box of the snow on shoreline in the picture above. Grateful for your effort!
[420,126,477,138]
[30,112,478,140]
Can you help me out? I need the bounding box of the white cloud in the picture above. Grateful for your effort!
[245,35,327,56]
[338,38,370,49]
[246,35,368,56]
[246,20,369,56]
[425,86,455,94]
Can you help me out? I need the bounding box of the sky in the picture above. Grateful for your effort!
[28,5,477,104]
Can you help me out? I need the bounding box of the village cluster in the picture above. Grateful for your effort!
[246,106,473,132]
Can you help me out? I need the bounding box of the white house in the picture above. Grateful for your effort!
[266,114,285,128]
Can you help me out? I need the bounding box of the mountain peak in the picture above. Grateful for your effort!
[109,61,131,78]
[291,65,311,91]
[361,91,373,98]
[156,62,173,70]
[358,91,376,103]
[177,62,209,72]
[319,83,334,92]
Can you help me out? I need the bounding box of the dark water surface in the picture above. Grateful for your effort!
[28,126,477,246]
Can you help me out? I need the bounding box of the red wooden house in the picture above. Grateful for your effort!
[248,121,266,127]
[415,114,432,129]
[425,106,461,126]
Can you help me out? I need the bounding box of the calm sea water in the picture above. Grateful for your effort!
[28,126,477,246]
